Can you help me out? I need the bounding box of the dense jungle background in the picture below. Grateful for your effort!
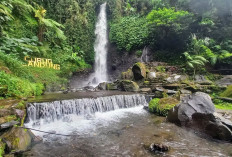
[0,0,232,98]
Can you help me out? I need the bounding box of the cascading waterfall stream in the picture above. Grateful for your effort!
[141,46,149,63]
[26,94,148,128]
[91,2,108,85]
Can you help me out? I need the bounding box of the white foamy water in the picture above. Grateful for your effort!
[25,106,146,137]
[25,94,148,137]
[91,2,108,85]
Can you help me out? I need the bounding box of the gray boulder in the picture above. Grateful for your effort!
[1,126,34,153]
[167,92,232,141]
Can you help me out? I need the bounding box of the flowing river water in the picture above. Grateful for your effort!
[23,93,232,157]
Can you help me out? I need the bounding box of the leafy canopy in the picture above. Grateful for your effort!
[147,8,190,28]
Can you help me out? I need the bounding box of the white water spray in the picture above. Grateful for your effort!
[92,3,108,85]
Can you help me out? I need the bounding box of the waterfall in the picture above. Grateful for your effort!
[26,94,148,125]
[91,2,108,85]
[141,46,149,63]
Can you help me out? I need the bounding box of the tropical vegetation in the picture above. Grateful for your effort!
[0,0,232,98]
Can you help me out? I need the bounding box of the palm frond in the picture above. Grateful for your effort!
[193,56,208,63]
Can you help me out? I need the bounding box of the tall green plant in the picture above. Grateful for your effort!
[183,52,208,77]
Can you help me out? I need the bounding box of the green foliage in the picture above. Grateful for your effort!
[149,97,179,116]
[0,36,41,58]
[214,99,232,110]
[220,85,232,98]
[0,71,44,98]
[183,52,208,76]
[0,51,34,80]
[148,98,160,113]
[0,1,14,35]
[135,50,142,57]
[110,16,148,51]
[188,35,232,65]
[35,6,66,42]
[15,100,26,109]
[147,8,190,28]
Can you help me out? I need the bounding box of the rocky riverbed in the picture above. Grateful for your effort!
[23,106,232,157]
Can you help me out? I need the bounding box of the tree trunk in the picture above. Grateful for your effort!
[38,25,44,42]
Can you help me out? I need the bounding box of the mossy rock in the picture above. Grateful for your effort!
[119,80,139,92]
[106,83,118,90]
[149,97,179,116]
[1,126,33,153]
[220,85,232,98]
[132,62,147,80]
[121,69,133,80]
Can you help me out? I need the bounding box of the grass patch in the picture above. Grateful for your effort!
[214,99,232,110]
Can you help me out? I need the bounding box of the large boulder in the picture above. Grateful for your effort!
[132,62,147,80]
[1,127,34,153]
[168,92,215,125]
[119,80,139,92]
[167,92,232,141]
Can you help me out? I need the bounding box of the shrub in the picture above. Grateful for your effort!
[0,71,44,98]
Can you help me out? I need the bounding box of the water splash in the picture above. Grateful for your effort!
[91,3,108,85]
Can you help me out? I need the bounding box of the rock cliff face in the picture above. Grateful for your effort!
[107,43,140,81]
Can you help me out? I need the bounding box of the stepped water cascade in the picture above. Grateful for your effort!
[26,94,148,127]
[91,2,108,86]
